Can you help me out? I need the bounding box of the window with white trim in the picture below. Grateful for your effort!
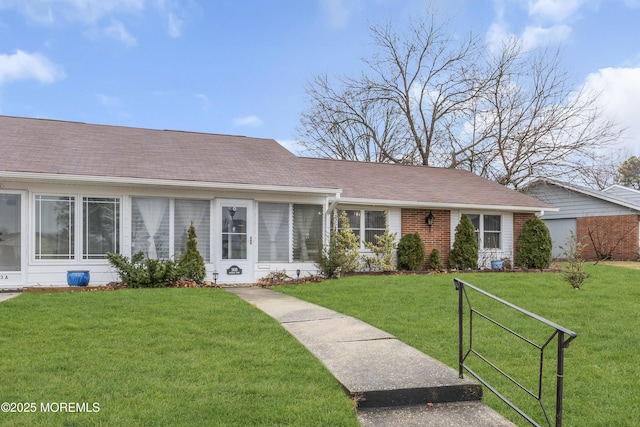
[466,213,501,249]
[83,197,120,259]
[131,197,210,261]
[337,209,386,248]
[35,195,75,260]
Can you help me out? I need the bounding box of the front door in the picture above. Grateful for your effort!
[216,199,254,284]
[0,192,24,288]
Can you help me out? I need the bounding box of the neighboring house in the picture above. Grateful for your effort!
[0,115,553,288]
[524,179,640,260]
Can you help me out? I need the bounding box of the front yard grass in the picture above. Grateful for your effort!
[278,264,640,426]
[0,289,359,427]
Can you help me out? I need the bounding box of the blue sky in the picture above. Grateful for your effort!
[1,0,639,157]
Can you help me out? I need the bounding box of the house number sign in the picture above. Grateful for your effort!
[0,275,8,280]
[227,265,242,275]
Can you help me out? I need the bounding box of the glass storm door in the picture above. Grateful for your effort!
[217,200,253,284]
[0,192,24,287]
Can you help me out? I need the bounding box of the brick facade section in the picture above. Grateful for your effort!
[576,215,640,261]
[401,209,451,269]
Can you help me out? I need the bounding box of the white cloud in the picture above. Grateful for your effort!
[1,0,145,24]
[167,12,182,38]
[528,0,584,23]
[521,24,572,49]
[0,50,65,86]
[195,93,209,111]
[319,0,352,28]
[234,115,263,127]
[585,66,640,154]
[102,20,137,46]
[96,93,121,107]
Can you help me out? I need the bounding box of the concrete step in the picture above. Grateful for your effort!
[357,401,516,427]
[226,287,485,409]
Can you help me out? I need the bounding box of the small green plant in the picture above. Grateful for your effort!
[364,211,397,272]
[560,230,590,289]
[107,251,178,288]
[428,248,444,271]
[449,214,478,270]
[316,211,360,278]
[515,215,553,269]
[397,232,425,270]
[176,223,206,282]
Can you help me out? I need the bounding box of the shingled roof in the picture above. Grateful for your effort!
[0,115,552,211]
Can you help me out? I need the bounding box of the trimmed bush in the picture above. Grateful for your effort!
[107,252,178,288]
[428,248,444,271]
[515,215,552,269]
[177,223,206,282]
[397,232,425,270]
[449,214,478,270]
[316,211,360,278]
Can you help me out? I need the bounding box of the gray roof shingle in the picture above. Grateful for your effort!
[0,115,552,211]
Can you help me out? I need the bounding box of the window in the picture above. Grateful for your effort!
[221,206,247,260]
[364,211,385,244]
[466,213,501,249]
[258,203,289,262]
[83,197,120,259]
[337,209,386,248]
[293,204,323,262]
[0,193,21,271]
[132,198,211,261]
[175,199,210,261]
[35,195,75,260]
[132,198,170,259]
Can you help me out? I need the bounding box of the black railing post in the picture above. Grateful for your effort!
[556,331,565,427]
[456,279,464,379]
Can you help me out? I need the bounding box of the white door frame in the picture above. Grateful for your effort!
[215,199,254,284]
[0,190,27,288]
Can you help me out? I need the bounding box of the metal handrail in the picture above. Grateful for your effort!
[454,278,577,427]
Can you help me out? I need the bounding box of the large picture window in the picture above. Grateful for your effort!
[83,197,120,259]
[132,198,210,261]
[293,204,322,262]
[175,199,210,261]
[35,195,75,260]
[131,198,170,259]
[258,203,289,262]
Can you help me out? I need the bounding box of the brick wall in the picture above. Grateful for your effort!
[576,215,640,260]
[401,209,451,269]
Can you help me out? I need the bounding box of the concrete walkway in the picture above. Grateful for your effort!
[225,286,515,427]
[0,291,21,303]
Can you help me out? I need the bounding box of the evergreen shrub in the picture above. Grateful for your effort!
[449,214,478,270]
[397,232,425,270]
[515,216,552,269]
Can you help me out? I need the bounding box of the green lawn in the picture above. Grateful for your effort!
[278,264,640,427]
[0,289,359,427]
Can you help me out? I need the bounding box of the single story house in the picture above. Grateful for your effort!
[0,115,554,288]
[523,179,640,260]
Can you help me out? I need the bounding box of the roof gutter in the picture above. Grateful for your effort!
[0,171,342,196]
[334,197,558,213]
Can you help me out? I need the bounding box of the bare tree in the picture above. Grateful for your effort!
[297,12,622,189]
[455,38,622,189]
[297,14,483,166]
